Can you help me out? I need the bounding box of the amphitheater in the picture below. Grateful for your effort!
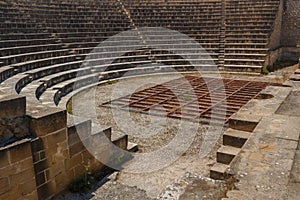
[0,0,300,199]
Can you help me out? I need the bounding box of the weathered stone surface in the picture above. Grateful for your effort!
[223,129,250,148]
[210,162,232,180]
[27,103,67,137]
[9,139,32,163]
[229,113,261,132]
[217,145,240,165]
[0,93,26,118]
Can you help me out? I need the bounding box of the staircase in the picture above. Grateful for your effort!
[218,0,226,69]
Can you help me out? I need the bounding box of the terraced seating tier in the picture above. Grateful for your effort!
[0,0,282,104]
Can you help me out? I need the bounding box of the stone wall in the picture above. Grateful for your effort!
[281,0,300,46]
[280,0,300,60]
[266,0,284,67]
[0,93,29,146]
[0,139,38,200]
[0,93,109,200]
[268,0,284,50]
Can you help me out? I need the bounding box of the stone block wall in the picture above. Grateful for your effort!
[266,0,284,67]
[281,0,300,47]
[0,139,38,200]
[0,92,29,146]
[280,0,300,60]
[268,0,284,50]
[0,93,108,200]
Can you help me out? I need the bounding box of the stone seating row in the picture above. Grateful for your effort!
[0,47,219,89]
[0,0,281,79]
[0,37,220,66]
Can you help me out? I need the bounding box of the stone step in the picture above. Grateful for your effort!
[127,141,138,152]
[223,128,250,148]
[290,74,300,81]
[217,145,241,165]
[210,162,232,180]
[112,131,128,151]
[67,116,92,146]
[91,122,111,139]
[295,69,300,74]
[229,113,260,132]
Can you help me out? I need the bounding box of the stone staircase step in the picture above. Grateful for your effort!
[290,74,300,81]
[229,113,261,132]
[223,128,250,148]
[210,162,232,180]
[127,141,138,152]
[217,145,240,165]
[295,69,300,74]
[112,131,128,151]
[91,122,111,139]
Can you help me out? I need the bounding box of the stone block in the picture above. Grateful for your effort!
[65,153,82,170]
[10,167,35,186]
[0,150,9,168]
[81,149,95,164]
[210,162,232,180]
[37,180,56,200]
[0,190,14,200]
[69,141,85,157]
[33,159,48,174]
[35,171,46,186]
[54,170,74,192]
[23,190,38,200]
[217,145,240,165]
[91,123,111,139]
[28,104,67,137]
[0,94,26,118]
[18,178,37,196]
[127,142,138,152]
[223,128,250,148]
[0,177,9,195]
[74,164,85,179]
[32,152,40,164]
[11,157,33,174]
[90,160,105,172]
[45,160,65,180]
[67,127,81,146]
[44,129,67,149]
[9,140,32,164]
[229,113,261,132]
[112,132,128,150]
[31,138,45,154]
[67,118,91,146]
